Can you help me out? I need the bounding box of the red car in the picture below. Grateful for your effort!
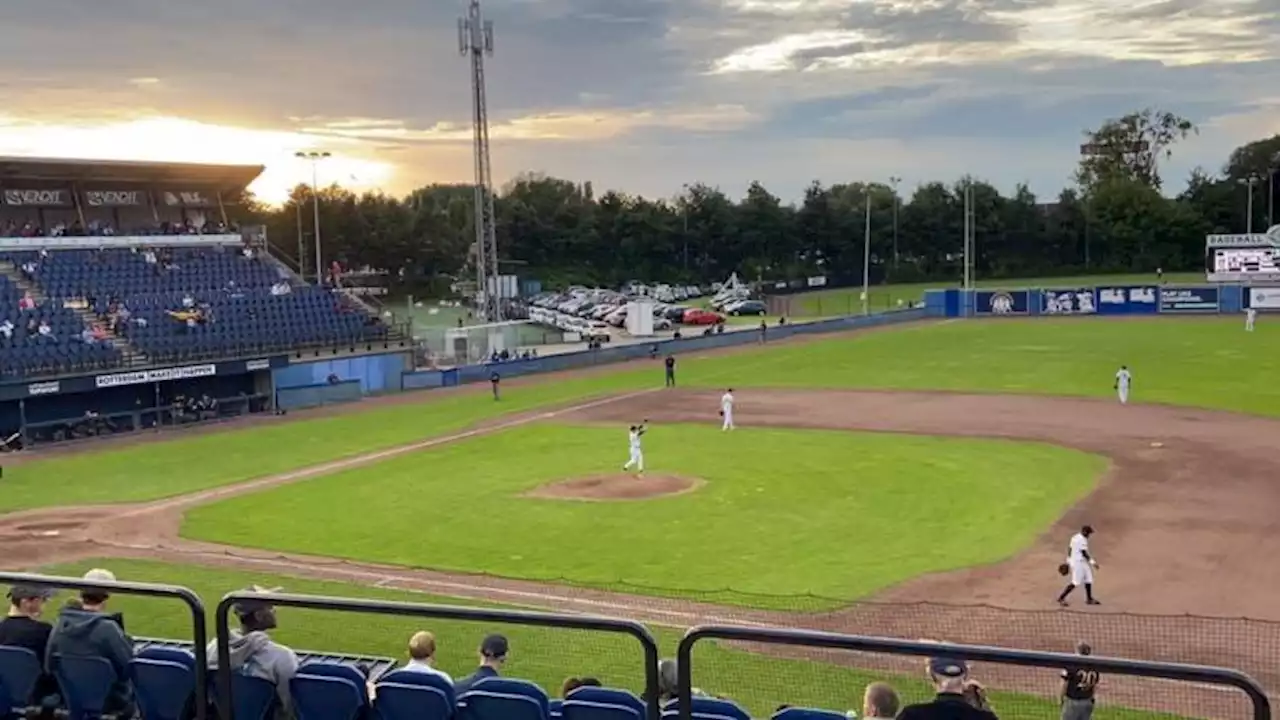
[682,308,724,325]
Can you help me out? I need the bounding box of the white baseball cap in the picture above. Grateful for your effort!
[82,568,116,583]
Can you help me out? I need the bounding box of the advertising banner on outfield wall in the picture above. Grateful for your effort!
[1041,289,1096,314]
[975,290,1029,315]
[1096,286,1158,315]
[1160,287,1220,313]
[1247,287,1280,310]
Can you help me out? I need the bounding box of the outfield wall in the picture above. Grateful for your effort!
[924,283,1278,317]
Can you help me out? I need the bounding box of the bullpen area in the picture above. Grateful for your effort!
[4,316,1280,718]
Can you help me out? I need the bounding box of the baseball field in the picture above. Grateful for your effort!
[5,316,1280,718]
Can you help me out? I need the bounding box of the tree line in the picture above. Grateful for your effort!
[235,110,1280,295]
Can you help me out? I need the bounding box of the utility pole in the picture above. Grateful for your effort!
[460,0,501,322]
[889,176,901,269]
[862,184,872,315]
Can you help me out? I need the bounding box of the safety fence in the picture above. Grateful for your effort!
[1,571,1271,719]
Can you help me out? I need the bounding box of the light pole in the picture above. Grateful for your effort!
[862,184,872,315]
[962,180,974,289]
[889,176,901,269]
[296,151,330,283]
[681,183,690,274]
[1269,153,1279,229]
[294,197,305,280]
[1238,174,1261,233]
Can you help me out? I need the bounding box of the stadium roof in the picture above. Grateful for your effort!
[0,156,264,192]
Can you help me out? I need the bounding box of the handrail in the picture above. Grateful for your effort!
[675,625,1271,720]
[0,572,208,720]
[214,591,662,720]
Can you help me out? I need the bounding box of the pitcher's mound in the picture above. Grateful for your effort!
[523,474,704,501]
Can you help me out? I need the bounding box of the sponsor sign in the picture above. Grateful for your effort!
[2,188,72,207]
[1248,287,1280,310]
[1096,286,1158,315]
[161,190,215,207]
[975,290,1028,315]
[27,381,60,396]
[95,364,216,388]
[806,276,828,288]
[245,358,270,371]
[1160,286,1219,313]
[1040,289,1096,315]
[85,189,145,207]
[1206,226,1280,248]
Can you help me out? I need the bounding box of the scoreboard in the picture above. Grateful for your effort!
[1206,227,1280,283]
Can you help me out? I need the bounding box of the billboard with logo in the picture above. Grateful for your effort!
[1040,289,1097,315]
[974,290,1028,315]
[2,188,73,207]
[1096,286,1158,315]
[84,189,146,207]
[1247,287,1280,311]
[1160,287,1220,313]
[161,190,216,207]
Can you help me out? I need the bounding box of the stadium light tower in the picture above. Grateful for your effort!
[295,150,330,283]
[460,0,502,322]
[1238,174,1261,234]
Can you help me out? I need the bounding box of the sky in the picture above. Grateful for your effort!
[1,0,1276,205]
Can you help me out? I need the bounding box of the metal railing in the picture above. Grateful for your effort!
[213,591,663,720]
[675,625,1272,720]
[0,571,209,720]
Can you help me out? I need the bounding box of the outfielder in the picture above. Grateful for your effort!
[1056,525,1100,607]
[622,421,648,475]
[1246,307,1257,332]
[1113,365,1131,404]
[720,388,735,431]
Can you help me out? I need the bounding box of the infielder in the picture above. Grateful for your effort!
[622,420,648,476]
[1056,525,1100,607]
[720,388,735,431]
[1246,307,1257,332]
[1113,365,1131,405]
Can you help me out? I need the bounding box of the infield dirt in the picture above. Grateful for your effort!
[3,386,1279,714]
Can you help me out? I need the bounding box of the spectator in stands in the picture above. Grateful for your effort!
[398,631,451,682]
[45,568,135,718]
[18,292,35,311]
[1060,642,1098,720]
[36,320,52,339]
[861,682,900,719]
[656,658,708,704]
[20,260,37,277]
[181,293,195,309]
[24,317,38,337]
[453,634,508,695]
[205,585,299,718]
[80,327,97,345]
[561,677,601,696]
[897,657,997,719]
[0,320,13,340]
[0,584,58,703]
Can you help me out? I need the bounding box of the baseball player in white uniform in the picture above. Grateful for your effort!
[622,421,648,475]
[1056,525,1100,607]
[1246,307,1257,332]
[720,388,735,431]
[1113,365,1131,405]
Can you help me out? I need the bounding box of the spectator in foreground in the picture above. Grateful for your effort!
[897,657,997,719]
[45,569,135,717]
[861,681,900,719]
[206,586,299,718]
[561,676,602,696]
[400,631,452,683]
[0,585,58,701]
[454,634,508,695]
[1060,643,1098,720]
[656,658,709,704]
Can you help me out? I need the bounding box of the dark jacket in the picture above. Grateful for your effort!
[898,693,999,720]
[45,604,135,714]
[454,665,500,696]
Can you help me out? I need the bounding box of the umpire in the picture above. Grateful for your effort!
[1061,642,1098,720]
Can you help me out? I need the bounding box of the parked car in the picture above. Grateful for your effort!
[726,299,767,316]
[683,308,724,325]
[663,305,691,321]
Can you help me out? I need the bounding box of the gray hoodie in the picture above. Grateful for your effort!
[45,605,135,714]
[206,630,300,715]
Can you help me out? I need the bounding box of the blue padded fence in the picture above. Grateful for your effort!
[925,283,1279,318]
[276,380,363,410]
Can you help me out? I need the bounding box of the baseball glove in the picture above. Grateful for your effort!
[718,410,724,416]
[1057,563,1070,577]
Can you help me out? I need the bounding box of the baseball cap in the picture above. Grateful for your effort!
[233,585,282,617]
[82,568,116,584]
[480,634,509,658]
[928,657,968,678]
[6,585,55,601]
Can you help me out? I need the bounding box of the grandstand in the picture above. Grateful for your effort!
[0,157,409,444]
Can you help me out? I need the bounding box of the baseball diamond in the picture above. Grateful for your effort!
[2,312,1280,719]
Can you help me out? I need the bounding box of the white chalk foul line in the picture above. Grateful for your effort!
[117,387,661,518]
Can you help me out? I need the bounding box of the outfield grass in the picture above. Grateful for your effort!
[181,424,1104,603]
[791,273,1204,316]
[19,559,1175,719]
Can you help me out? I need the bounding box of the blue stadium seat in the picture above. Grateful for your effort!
[660,697,750,720]
[131,657,195,720]
[457,678,549,720]
[561,687,646,720]
[772,708,849,720]
[549,699,563,719]
[291,663,368,720]
[372,670,454,720]
[50,654,117,720]
[0,646,41,717]
[222,673,278,720]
